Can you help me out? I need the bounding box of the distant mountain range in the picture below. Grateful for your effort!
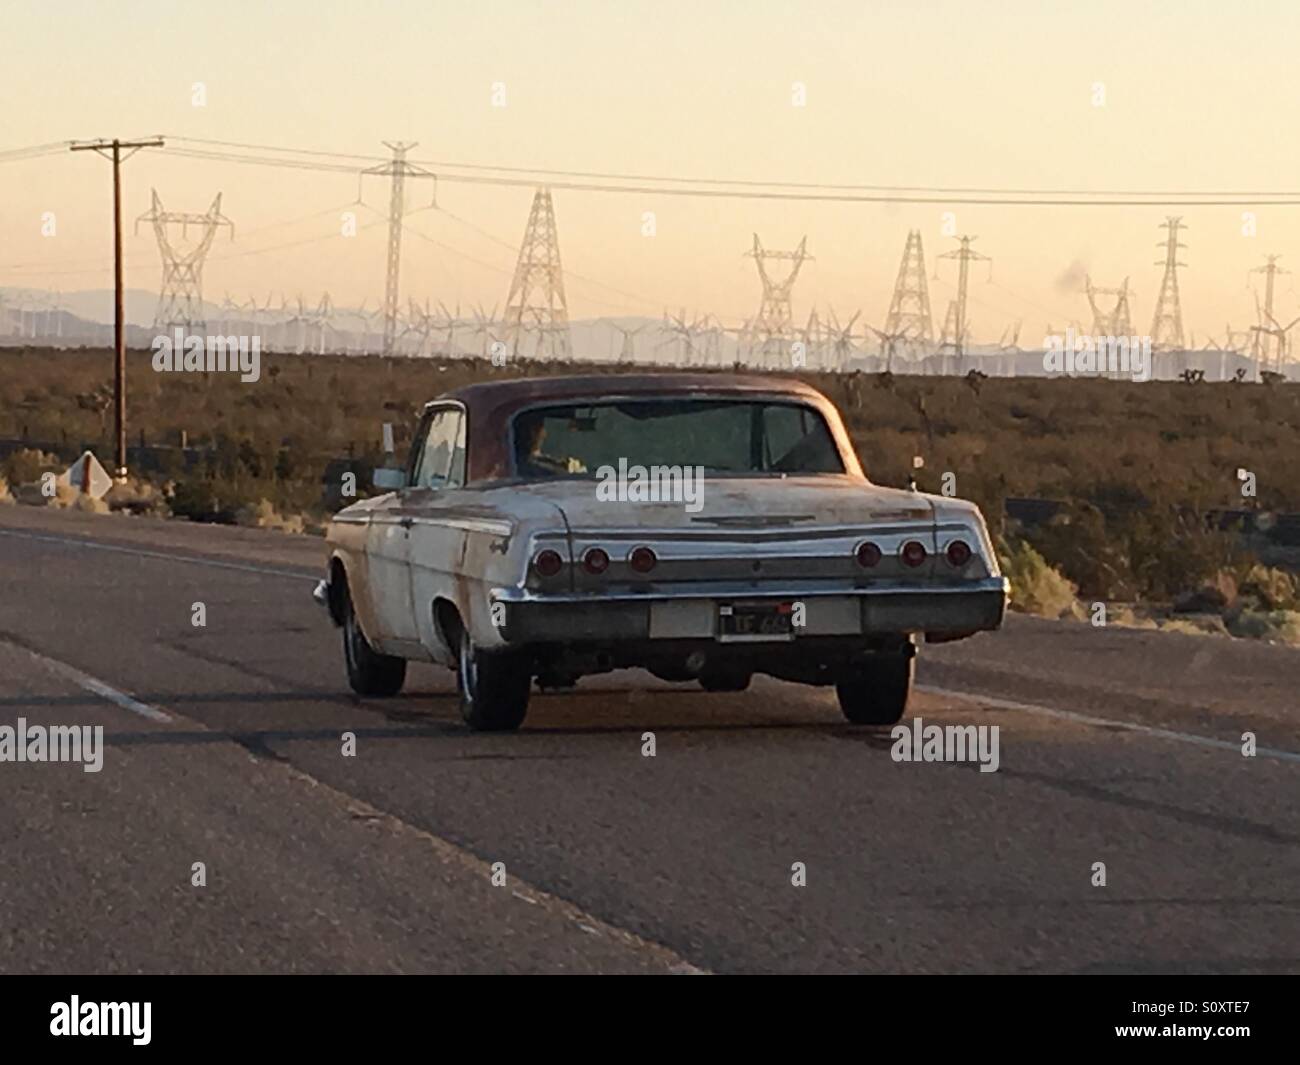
[0,286,1287,382]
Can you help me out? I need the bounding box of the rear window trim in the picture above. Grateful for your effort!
[505,393,845,480]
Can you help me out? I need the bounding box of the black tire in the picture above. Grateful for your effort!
[698,667,752,693]
[342,591,406,697]
[458,628,530,732]
[835,649,914,725]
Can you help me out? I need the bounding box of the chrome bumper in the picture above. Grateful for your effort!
[489,577,1009,643]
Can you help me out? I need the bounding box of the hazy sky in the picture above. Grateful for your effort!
[4,0,1300,345]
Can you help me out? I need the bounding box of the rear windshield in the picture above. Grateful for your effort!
[510,398,844,480]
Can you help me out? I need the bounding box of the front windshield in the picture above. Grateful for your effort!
[511,398,844,480]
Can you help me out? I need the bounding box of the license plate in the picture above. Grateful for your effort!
[717,602,795,642]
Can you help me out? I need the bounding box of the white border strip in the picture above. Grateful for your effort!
[918,684,1300,765]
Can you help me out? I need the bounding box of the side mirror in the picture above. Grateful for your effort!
[372,467,406,491]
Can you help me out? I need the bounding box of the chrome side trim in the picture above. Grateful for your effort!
[407,516,514,536]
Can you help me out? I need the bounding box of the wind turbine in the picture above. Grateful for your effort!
[825,308,862,372]
[867,324,907,373]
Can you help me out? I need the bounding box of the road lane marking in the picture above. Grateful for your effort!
[0,527,316,581]
[918,684,1300,765]
[13,642,172,723]
[0,635,706,973]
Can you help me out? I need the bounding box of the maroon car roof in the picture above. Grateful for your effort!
[430,373,863,483]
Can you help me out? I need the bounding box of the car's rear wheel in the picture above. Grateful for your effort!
[835,646,914,725]
[342,590,406,696]
[458,629,531,731]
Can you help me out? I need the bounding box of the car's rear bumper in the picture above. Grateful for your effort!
[488,577,1009,644]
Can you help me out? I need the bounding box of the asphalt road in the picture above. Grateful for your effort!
[1,503,1296,974]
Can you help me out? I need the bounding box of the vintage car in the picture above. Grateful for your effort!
[314,373,1008,731]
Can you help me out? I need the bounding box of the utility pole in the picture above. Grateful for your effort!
[362,142,435,357]
[70,136,164,480]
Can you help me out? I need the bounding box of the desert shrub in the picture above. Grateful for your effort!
[998,537,1079,618]
[104,477,172,518]
[1225,609,1300,645]
[235,498,304,534]
[1122,506,1241,604]
[1238,564,1298,610]
[1,448,60,485]
[170,476,261,524]
[1158,616,1228,637]
[1025,503,1133,600]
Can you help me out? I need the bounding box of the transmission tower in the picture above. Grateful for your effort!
[136,190,232,333]
[883,230,935,348]
[362,142,435,356]
[613,322,643,364]
[938,235,990,358]
[1085,276,1134,336]
[1249,255,1289,371]
[503,187,572,360]
[745,234,812,368]
[937,302,960,357]
[1149,216,1187,350]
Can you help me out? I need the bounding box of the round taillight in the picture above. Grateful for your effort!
[900,540,928,568]
[855,541,882,568]
[532,549,563,577]
[945,539,972,567]
[582,547,610,575]
[629,546,657,574]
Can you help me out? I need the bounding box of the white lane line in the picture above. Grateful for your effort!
[0,527,315,581]
[16,643,172,722]
[7,636,705,972]
[918,684,1300,765]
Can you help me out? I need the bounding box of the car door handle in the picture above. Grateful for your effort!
[399,517,414,530]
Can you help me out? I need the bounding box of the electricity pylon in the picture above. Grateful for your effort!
[1085,276,1134,336]
[502,187,572,361]
[613,322,643,364]
[362,142,436,356]
[883,230,934,348]
[658,308,702,366]
[1150,216,1187,350]
[938,235,990,358]
[1249,255,1289,372]
[136,189,233,334]
[745,234,812,368]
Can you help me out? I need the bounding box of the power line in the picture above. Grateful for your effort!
[0,141,73,164]
[165,135,386,163]
[154,144,1300,206]
[163,134,1300,201]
